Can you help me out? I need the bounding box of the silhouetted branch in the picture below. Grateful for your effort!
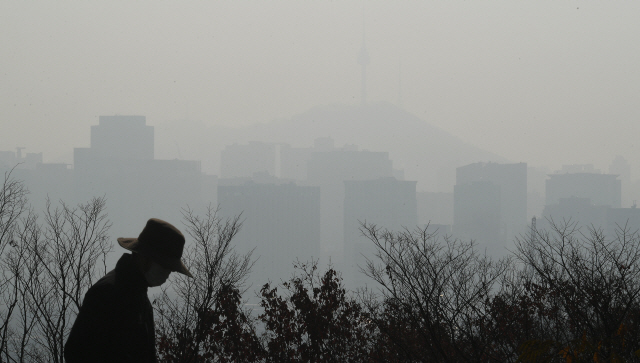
[155,204,256,363]
[359,222,510,363]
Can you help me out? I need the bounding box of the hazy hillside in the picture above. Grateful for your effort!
[156,102,507,192]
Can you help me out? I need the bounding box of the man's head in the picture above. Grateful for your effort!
[117,218,193,285]
[132,253,172,286]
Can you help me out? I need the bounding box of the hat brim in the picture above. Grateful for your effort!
[118,237,193,278]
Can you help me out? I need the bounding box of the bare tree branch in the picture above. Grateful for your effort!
[155,204,256,363]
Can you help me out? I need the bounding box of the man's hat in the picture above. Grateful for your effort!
[117,218,193,277]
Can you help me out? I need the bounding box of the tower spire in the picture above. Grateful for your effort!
[397,58,403,109]
[357,8,369,106]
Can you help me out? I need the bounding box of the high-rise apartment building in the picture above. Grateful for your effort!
[217,181,321,290]
[454,162,527,255]
[546,173,621,208]
[343,177,417,289]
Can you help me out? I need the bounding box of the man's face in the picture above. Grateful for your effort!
[144,260,171,287]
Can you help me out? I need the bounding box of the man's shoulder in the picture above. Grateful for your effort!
[84,270,118,301]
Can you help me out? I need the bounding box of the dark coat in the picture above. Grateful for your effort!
[64,253,157,363]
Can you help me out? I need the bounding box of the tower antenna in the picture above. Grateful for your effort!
[398,58,403,109]
[357,7,370,106]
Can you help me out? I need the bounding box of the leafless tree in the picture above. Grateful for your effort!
[0,168,28,257]
[359,222,510,363]
[154,205,256,363]
[513,219,640,362]
[1,195,111,363]
[0,168,31,362]
[1,210,44,363]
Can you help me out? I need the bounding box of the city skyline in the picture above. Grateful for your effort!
[2,113,638,293]
[2,1,639,175]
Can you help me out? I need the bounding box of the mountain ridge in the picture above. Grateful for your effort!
[156,102,508,191]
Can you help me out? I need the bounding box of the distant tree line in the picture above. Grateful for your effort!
[2,171,640,362]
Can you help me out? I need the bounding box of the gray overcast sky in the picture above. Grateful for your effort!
[2,1,639,174]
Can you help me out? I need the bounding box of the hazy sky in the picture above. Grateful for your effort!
[2,1,639,175]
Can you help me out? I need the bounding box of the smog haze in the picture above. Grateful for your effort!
[2,1,640,174]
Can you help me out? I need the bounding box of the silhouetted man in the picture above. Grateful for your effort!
[64,218,193,363]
